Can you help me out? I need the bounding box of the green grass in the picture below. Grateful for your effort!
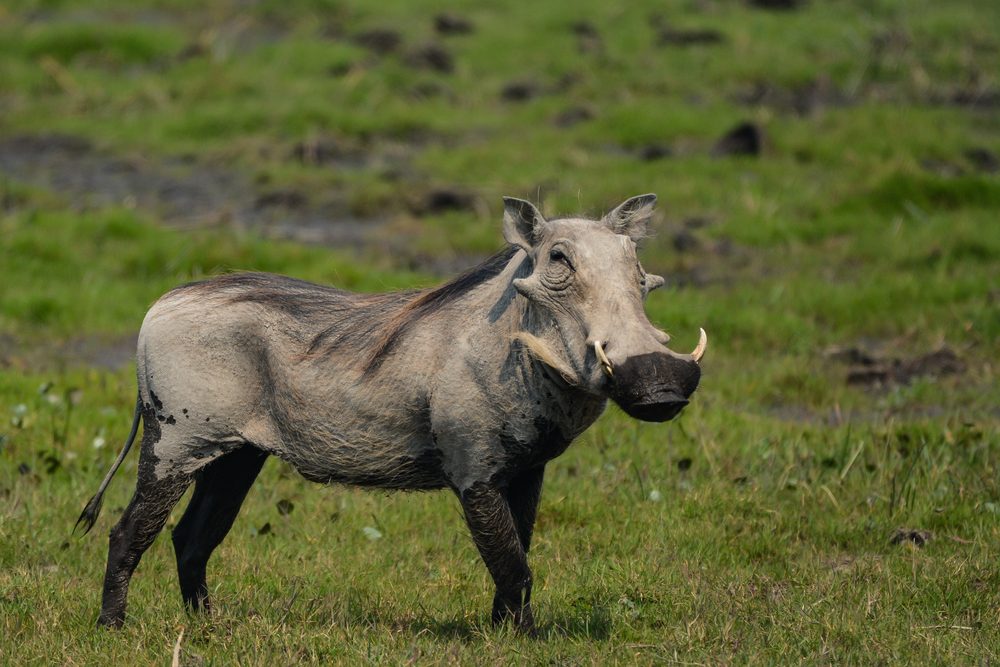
[1,0,999,663]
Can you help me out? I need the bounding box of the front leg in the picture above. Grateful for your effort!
[506,465,545,553]
[459,482,535,633]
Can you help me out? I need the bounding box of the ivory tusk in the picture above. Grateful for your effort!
[691,328,707,362]
[594,340,613,377]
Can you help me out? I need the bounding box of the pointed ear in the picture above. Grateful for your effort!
[502,197,546,251]
[602,193,657,242]
[643,272,665,298]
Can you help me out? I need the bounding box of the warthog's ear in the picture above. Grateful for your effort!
[643,273,665,297]
[502,197,546,251]
[603,193,657,242]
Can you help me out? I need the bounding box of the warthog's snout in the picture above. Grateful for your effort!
[606,352,701,422]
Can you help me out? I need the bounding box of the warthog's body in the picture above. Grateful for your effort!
[79,195,705,631]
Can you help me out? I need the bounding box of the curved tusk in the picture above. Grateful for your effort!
[594,340,613,377]
[691,328,708,362]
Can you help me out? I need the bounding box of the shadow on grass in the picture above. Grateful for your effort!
[390,596,614,641]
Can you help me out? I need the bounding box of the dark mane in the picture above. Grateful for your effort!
[170,247,521,372]
[359,246,519,372]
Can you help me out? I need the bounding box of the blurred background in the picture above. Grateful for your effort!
[1,0,998,662]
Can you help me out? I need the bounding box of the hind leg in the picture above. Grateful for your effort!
[171,446,268,612]
[98,472,190,628]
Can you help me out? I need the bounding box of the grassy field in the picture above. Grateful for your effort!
[1,0,999,663]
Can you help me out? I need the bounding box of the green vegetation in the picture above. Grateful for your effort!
[1,0,998,663]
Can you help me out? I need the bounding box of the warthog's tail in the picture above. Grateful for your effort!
[74,394,142,535]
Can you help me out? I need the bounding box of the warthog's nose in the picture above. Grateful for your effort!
[605,352,701,423]
[626,393,689,422]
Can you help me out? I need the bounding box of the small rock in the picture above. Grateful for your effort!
[276,499,294,516]
[890,528,931,547]
[677,457,692,471]
[712,122,763,157]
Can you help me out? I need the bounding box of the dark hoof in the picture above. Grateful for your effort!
[492,599,536,635]
[97,614,125,629]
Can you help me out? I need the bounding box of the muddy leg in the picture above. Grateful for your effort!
[171,446,268,612]
[459,482,535,634]
[505,466,545,553]
[98,474,190,628]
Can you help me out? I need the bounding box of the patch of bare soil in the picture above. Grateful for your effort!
[434,13,474,36]
[654,25,725,47]
[0,133,386,250]
[712,122,764,157]
[826,344,965,388]
[403,43,454,73]
[0,333,138,371]
[733,76,851,115]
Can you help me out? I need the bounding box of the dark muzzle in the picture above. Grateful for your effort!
[607,352,701,422]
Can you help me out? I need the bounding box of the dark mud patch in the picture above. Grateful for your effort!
[712,122,764,157]
[0,133,388,250]
[931,87,1000,110]
[406,187,478,216]
[655,26,725,47]
[353,29,402,55]
[0,332,138,372]
[965,147,999,174]
[828,345,965,388]
[637,144,673,161]
[403,43,454,73]
[733,76,851,115]
[434,13,474,36]
[501,80,541,103]
[553,106,595,128]
[570,21,603,55]
[745,0,804,9]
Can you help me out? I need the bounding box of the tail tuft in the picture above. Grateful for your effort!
[73,393,142,537]
[74,493,104,536]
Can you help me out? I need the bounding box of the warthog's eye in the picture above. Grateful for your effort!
[549,248,573,270]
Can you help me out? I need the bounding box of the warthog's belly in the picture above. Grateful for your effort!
[276,441,450,491]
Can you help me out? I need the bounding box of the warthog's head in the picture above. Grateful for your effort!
[505,194,705,422]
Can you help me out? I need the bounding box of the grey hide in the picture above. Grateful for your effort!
[77,194,706,632]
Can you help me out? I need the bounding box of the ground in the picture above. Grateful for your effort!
[0,0,998,663]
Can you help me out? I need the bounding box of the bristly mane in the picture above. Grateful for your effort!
[358,245,519,373]
[173,247,521,373]
[309,246,517,375]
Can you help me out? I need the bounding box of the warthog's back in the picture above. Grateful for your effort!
[135,273,448,486]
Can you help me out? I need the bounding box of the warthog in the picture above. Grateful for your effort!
[77,194,706,632]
